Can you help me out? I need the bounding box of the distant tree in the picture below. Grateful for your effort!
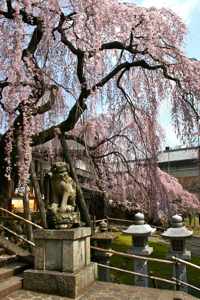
[105,166,200,219]
[69,117,200,220]
[0,0,200,219]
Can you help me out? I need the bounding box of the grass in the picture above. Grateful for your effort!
[109,233,200,298]
[185,216,200,235]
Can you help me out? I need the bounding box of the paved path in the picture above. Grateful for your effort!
[4,282,198,300]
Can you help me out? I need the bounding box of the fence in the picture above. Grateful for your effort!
[92,216,166,232]
[0,207,43,247]
[91,245,200,294]
[0,210,200,296]
[91,216,200,297]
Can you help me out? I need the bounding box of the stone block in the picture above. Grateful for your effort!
[23,263,97,298]
[72,239,85,272]
[45,240,62,271]
[34,227,91,240]
[62,240,73,272]
[34,228,91,273]
[62,238,86,272]
[34,240,45,270]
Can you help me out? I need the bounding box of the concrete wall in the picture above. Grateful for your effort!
[158,147,200,201]
[158,148,199,163]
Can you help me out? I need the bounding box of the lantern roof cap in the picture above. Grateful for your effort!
[123,212,156,236]
[162,215,193,239]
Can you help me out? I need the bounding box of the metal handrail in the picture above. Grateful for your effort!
[172,256,200,270]
[107,217,134,224]
[97,263,176,285]
[97,263,200,292]
[0,224,35,247]
[0,207,43,229]
[91,245,200,293]
[94,218,107,223]
[107,217,166,231]
[172,278,200,293]
[91,246,173,264]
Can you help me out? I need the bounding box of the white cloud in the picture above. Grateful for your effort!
[141,0,200,23]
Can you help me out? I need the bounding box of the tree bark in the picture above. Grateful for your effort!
[59,134,91,227]
[30,161,47,228]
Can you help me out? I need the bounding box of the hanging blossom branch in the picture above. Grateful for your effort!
[30,5,199,149]
[0,1,57,184]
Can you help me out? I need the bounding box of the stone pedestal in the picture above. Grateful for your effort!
[24,227,97,298]
[91,232,119,282]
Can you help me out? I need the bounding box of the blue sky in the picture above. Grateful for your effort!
[127,0,200,148]
[131,0,200,59]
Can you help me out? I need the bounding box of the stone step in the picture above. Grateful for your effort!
[0,276,23,298]
[0,248,6,256]
[0,262,29,281]
[0,254,17,267]
[0,236,33,264]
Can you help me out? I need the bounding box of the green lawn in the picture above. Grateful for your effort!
[185,216,200,235]
[109,233,200,298]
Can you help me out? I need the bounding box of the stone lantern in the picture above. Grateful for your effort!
[91,221,119,282]
[123,212,156,287]
[162,214,193,291]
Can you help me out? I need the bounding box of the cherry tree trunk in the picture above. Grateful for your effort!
[30,162,47,228]
[60,134,91,227]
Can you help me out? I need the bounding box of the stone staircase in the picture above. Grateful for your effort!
[0,245,30,298]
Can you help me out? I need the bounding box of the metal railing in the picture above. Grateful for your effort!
[0,207,43,247]
[0,224,35,247]
[91,245,200,294]
[0,208,43,229]
[107,217,166,231]
[97,263,177,286]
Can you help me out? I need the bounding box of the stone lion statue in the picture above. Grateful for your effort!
[47,162,80,229]
[50,162,76,213]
